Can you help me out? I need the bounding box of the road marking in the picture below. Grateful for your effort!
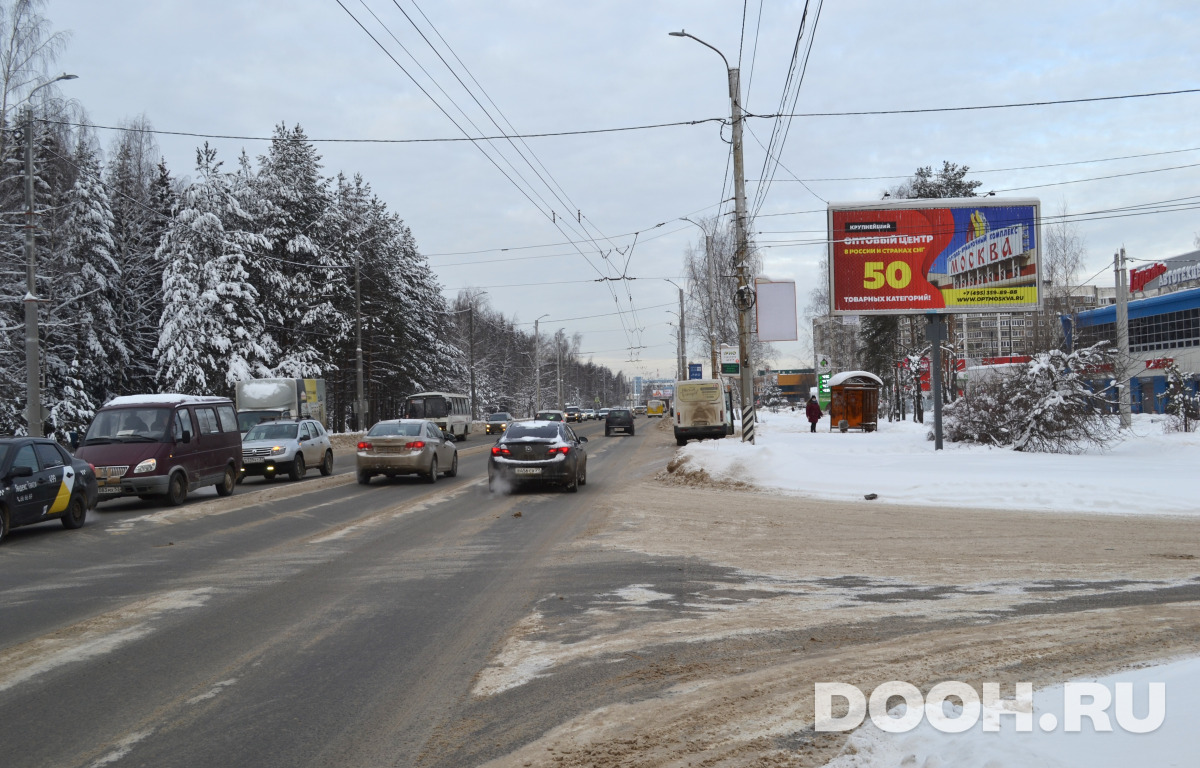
[187,678,238,705]
[86,729,153,768]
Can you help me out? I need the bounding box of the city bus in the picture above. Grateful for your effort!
[402,392,471,440]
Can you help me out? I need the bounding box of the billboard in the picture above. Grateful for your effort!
[754,278,798,341]
[827,197,1041,315]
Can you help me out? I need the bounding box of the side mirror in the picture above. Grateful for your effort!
[8,465,33,478]
[579,436,588,443]
[442,430,456,442]
[181,429,192,444]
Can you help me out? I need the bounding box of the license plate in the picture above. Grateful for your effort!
[243,456,265,463]
[514,467,542,475]
[98,487,122,494]
[693,421,709,426]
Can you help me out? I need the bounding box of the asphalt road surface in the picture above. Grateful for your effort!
[0,418,660,768]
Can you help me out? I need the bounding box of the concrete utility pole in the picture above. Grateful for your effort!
[678,284,686,380]
[556,329,565,411]
[669,31,754,442]
[533,313,549,415]
[1114,248,1132,428]
[355,248,365,430]
[707,234,718,379]
[23,73,77,438]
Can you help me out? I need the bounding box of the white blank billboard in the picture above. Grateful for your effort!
[754,278,798,342]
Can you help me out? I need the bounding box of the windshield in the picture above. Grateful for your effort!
[506,424,560,439]
[488,413,511,421]
[535,412,563,421]
[238,410,283,433]
[367,422,422,437]
[609,409,631,417]
[85,407,172,442]
[405,397,448,419]
[245,423,299,441]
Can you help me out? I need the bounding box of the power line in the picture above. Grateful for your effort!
[33,87,1200,147]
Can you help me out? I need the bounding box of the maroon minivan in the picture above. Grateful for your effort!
[75,395,243,506]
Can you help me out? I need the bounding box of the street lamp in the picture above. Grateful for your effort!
[24,72,77,437]
[533,313,550,414]
[669,31,755,442]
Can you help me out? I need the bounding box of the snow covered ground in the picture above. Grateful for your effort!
[678,409,1200,515]
[676,410,1199,765]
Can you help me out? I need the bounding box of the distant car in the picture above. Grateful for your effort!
[646,400,665,418]
[1,437,98,543]
[597,408,611,420]
[488,421,588,493]
[583,409,597,421]
[485,411,513,435]
[564,406,584,423]
[634,405,647,416]
[240,418,334,482]
[605,408,635,436]
[535,410,565,422]
[356,419,458,484]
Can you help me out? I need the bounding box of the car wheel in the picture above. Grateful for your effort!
[579,460,587,486]
[0,506,10,544]
[458,428,467,442]
[216,466,236,497]
[630,427,635,436]
[446,451,458,477]
[235,474,245,485]
[357,470,371,485]
[320,450,334,476]
[166,472,187,507]
[566,465,579,493]
[427,455,438,483]
[289,454,305,481]
[61,494,87,529]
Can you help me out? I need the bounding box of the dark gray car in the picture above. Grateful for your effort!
[604,408,634,436]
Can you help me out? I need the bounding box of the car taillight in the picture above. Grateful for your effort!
[357,441,372,450]
[546,446,571,455]
[677,412,681,424]
[405,441,426,450]
[491,446,511,456]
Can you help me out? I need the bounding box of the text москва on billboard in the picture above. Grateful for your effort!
[827,198,1041,316]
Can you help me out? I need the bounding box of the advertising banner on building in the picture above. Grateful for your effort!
[827,198,1041,315]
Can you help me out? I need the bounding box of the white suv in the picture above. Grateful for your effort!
[240,419,334,482]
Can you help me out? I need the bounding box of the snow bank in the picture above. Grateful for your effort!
[676,410,1200,515]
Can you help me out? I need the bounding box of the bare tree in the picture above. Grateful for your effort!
[0,0,69,136]
[1036,199,1086,350]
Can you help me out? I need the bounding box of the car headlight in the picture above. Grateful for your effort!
[271,445,286,455]
[133,458,157,474]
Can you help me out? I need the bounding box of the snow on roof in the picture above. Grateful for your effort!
[827,370,884,387]
[104,394,231,407]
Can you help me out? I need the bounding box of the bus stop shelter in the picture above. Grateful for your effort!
[827,371,883,432]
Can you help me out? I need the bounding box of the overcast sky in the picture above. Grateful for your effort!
[50,0,1200,378]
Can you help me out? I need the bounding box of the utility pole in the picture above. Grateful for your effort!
[533,313,548,415]
[556,331,564,411]
[355,248,365,430]
[707,234,718,379]
[729,65,756,442]
[1114,248,1132,428]
[468,301,476,420]
[678,285,686,381]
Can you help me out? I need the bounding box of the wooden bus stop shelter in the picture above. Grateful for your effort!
[827,370,883,432]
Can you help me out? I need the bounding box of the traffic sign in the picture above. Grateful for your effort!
[721,362,740,375]
[688,363,703,380]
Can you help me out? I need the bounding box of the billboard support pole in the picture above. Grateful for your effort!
[926,315,945,450]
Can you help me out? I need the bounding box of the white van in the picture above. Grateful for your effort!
[673,380,728,446]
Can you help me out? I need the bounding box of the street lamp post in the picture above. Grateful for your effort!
[669,31,755,442]
[664,279,685,381]
[23,73,76,438]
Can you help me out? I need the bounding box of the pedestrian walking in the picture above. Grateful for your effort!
[805,395,822,433]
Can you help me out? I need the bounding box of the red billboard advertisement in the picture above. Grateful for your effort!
[827,198,1041,315]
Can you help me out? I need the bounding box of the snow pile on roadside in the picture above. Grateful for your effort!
[667,410,1200,515]
[821,655,1199,768]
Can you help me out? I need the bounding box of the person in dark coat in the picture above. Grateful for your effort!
[805,396,822,433]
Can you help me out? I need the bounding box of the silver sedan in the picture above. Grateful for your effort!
[356,419,458,484]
